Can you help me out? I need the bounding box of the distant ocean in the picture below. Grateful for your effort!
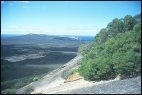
[1,34,22,38]
[79,36,94,41]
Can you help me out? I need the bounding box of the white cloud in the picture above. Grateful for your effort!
[1,1,4,3]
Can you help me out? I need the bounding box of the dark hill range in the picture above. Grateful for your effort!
[1,34,94,47]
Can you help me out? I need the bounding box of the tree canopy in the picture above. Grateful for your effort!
[79,14,141,81]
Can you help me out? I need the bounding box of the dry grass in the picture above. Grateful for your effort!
[64,72,83,83]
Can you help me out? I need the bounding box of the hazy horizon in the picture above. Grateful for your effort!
[1,1,141,36]
[1,33,95,37]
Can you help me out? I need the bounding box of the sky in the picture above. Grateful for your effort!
[1,1,141,36]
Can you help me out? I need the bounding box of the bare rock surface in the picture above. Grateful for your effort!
[55,76,141,94]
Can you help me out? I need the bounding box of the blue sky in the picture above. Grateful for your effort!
[1,1,141,36]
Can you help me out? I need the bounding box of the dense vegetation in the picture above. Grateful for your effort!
[79,14,141,81]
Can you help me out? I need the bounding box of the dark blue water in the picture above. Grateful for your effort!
[79,36,94,41]
[1,34,22,38]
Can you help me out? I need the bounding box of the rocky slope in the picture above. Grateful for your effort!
[16,54,141,94]
[54,76,141,94]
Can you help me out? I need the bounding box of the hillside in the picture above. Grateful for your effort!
[15,54,141,94]
[1,1,141,94]
[15,13,141,94]
[16,54,83,94]
[1,34,84,93]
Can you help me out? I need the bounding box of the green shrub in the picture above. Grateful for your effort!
[79,55,114,81]
[79,14,141,81]
[33,77,39,81]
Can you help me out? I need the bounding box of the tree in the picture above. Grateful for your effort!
[124,15,136,31]
[107,18,124,37]
[94,28,108,45]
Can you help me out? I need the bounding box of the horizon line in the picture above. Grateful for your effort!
[1,33,95,37]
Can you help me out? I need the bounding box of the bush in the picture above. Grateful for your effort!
[79,14,141,81]
[33,77,39,81]
[79,56,115,81]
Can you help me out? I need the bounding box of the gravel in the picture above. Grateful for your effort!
[55,76,141,94]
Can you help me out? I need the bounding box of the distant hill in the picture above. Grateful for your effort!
[1,34,94,47]
[53,36,77,41]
